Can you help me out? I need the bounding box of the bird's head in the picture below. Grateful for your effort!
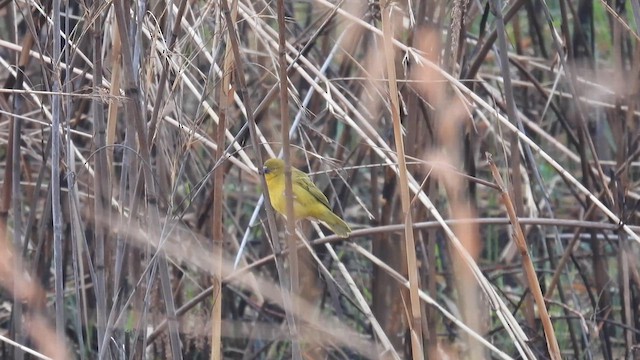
[261,158,285,176]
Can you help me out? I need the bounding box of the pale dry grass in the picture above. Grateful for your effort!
[0,0,638,359]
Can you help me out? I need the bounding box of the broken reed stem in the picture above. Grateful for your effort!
[487,153,561,360]
[380,1,424,358]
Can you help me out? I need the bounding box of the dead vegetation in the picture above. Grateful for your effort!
[0,0,639,359]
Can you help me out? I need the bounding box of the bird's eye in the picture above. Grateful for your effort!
[262,167,270,174]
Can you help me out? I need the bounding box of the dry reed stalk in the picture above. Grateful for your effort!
[488,154,561,360]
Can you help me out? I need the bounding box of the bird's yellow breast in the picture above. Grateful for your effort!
[265,172,328,220]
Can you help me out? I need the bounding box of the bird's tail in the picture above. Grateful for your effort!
[318,211,351,238]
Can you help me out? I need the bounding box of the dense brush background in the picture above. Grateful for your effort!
[0,0,639,358]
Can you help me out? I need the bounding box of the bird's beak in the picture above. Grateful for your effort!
[260,166,268,175]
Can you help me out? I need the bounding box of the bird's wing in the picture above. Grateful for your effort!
[293,169,331,209]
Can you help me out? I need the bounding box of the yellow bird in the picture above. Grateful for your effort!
[261,158,351,238]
